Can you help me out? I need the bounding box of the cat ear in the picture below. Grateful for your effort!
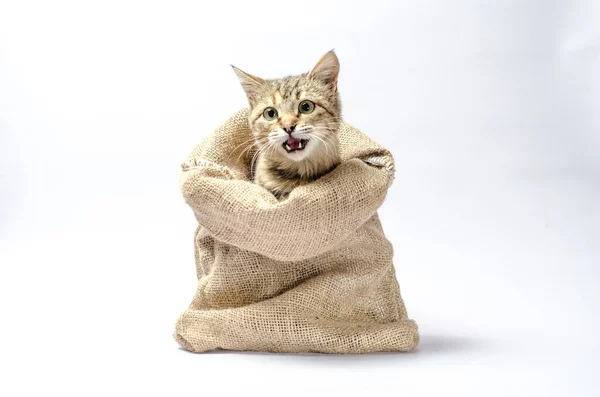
[309,50,340,89]
[231,65,265,103]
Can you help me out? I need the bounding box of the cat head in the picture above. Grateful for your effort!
[232,50,341,162]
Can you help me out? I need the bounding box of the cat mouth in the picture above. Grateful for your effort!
[283,137,308,153]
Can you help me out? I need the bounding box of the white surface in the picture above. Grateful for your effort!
[0,1,598,396]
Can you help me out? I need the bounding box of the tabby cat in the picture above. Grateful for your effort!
[232,50,342,198]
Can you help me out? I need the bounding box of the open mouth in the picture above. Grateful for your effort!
[283,137,308,153]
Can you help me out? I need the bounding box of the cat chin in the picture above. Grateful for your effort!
[284,152,310,162]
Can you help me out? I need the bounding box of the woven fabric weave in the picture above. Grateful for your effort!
[174,108,419,353]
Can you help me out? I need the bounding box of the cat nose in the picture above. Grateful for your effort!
[282,124,296,134]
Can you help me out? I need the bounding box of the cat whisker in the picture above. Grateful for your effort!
[267,141,279,158]
[249,146,267,179]
[250,140,278,180]
[231,137,264,161]
[237,137,267,164]
[312,129,338,156]
[230,136,261,154]
[310,134,330,157]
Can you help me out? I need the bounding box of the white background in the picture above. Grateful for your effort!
[1,1,598,396]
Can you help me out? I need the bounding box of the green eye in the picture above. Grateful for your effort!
[299,100,315,114]
[263,107,278,121]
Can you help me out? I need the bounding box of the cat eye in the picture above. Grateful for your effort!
[263,107,278,121]
[298,100,315,114]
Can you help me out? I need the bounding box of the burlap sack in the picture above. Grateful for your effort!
[174,109,419,354]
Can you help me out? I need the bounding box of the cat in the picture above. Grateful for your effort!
[232,50,342,198]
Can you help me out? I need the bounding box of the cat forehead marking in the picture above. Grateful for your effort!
[272,91,282,105]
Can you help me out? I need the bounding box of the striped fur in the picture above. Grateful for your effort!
[232,50,342,198]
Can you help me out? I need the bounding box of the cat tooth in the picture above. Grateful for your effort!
[298,141,303,149]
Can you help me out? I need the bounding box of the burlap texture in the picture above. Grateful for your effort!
[174,108,419,354]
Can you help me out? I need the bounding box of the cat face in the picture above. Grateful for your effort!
[233,51,341,162]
